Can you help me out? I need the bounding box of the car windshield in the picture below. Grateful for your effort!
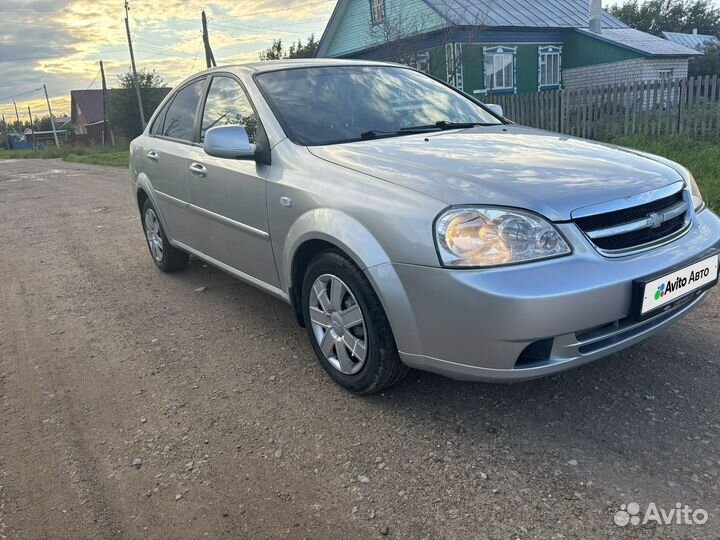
[255,65,503,146]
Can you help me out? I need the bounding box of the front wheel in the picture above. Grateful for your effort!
[302,250,408,394]
[141,199,189,273]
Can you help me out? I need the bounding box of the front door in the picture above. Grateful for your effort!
[187,75,279,287]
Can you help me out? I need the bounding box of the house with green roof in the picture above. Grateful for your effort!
[315,0,702,96]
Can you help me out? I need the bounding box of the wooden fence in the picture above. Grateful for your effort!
[485,75,720,141]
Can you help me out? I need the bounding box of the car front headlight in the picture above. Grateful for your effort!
[434,207,571,268]
[687,173,705,212]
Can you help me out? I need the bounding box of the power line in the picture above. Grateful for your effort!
[4,20,88,25]
[0,48,129,61]
[0,8,64,12]
[0,87,43,102]
[86,65,101,89]
[3,46,81,54]
[211,17,328,32]
[228,0,334,18]
[0,47,132,63]
[132,34,201,52]
[189,41,202,75]
[141,36,204,60]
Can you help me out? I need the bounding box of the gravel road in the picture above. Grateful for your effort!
[0,159,718,540]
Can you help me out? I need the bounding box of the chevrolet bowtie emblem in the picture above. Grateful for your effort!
[647,212,664,229]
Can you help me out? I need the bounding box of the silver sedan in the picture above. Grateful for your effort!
[129,59,720,393]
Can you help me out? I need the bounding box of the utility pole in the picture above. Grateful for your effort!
[43,84,60,148]
[12,100,20,130]
[27,106,36,150]
[1,113,8,149]
[100,60,113,146]
[125,0,146,129]
[202,11,216,69]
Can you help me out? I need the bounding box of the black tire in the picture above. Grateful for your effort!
[141,198,189,273]
[301,249,408,394]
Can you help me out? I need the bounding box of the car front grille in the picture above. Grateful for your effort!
[574,184,691,256]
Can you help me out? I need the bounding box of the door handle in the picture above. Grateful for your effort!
[147,150,159,161]
[189,162,207,178]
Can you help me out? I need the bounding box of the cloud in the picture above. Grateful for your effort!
[0,0,333,118]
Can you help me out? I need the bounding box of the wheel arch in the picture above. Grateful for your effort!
[135,173,173,239]
[284,209,393,327]
[136,187,149,216]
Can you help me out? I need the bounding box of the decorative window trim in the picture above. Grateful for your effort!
[538,45,562,91]
[370,0,385,25]
[445,43,464,91]
[658,69,674,80]
[483,46,517,94]
[415,51,431,73]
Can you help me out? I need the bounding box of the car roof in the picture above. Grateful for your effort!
[197,58,399,76]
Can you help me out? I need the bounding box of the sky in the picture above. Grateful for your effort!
[3,0,720,122]
[0,0,335,120]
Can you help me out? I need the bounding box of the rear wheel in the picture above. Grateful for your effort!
[141,199,189,273]
[302,250,408,394]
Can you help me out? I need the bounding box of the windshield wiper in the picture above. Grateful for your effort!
[360,127,440,140]
[359,121,497,140]
[400,121,499,131]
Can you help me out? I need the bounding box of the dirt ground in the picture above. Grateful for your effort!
[0,159,718,540]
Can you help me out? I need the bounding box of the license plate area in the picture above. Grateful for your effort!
[632,252,719,320]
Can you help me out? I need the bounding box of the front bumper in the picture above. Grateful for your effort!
[366,208,720,382]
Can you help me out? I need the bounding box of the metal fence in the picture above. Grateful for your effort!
[485,75,720,141]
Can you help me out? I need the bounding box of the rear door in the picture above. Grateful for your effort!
[186,74,279,287]
[143,77,206,245]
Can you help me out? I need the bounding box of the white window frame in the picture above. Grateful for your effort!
[483,46,516,93]
[415,51,431,73]
[445,43,464,91]
[370,0,385,24]
[658,69,673,80]
[538,46,562,90]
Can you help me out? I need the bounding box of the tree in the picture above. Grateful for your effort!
[689,40,720,76]
[365,8,486,90]
[108,69,169,140]
[259,34,318,60]
[367,9,427,64]
[259,39,285,61]
[33,115,54,132]
[288,34,318,58]
[609,0,720,37]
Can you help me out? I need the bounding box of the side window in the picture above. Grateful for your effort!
[149,101,170,136]
[162,79,205,141]
[201,77,257,143]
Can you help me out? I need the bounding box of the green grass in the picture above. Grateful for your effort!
[0,145,128,168]
[614,136,720,213]
[62,151,129,167]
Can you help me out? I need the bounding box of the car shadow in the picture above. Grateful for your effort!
[174,257,718,501]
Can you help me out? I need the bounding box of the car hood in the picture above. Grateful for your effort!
[308,125,683,221]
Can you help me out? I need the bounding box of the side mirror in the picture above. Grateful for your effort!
[204,125,256,159]
[485,103,504,118]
